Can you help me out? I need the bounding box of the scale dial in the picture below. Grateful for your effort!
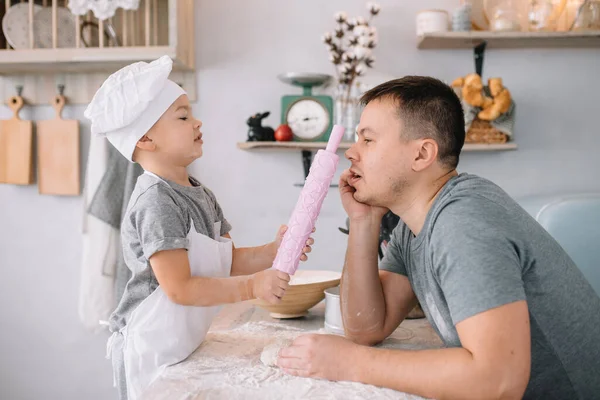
[285,99,330,140]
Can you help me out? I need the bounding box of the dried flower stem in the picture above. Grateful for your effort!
[323,3,380,101]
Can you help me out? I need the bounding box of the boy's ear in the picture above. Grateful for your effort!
[135,135,156,151]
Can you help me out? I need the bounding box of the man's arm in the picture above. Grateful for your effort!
[340,218,417,345]
[336,168,417,345]
[351,300,531,400]
[280,300,530,400]
[348,199,532,399]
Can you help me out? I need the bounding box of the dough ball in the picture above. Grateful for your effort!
[260,338,292,367]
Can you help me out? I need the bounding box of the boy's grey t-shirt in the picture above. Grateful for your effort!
[109,173,232,331]
[380,173,600,399]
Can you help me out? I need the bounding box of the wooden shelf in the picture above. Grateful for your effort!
[0,53,196,104]
[462,143,517,151]
[417,30,600,49]
[237,141,351,151]
[237,141,517,152]
[237,141,516,183]
[0,46,193,75]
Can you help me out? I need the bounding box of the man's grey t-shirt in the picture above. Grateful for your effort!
[380,173,600,399]
[109,173,232,332]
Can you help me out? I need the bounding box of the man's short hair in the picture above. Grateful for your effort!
[360,76,465,169]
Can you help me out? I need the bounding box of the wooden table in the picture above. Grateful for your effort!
[144,301,444,400]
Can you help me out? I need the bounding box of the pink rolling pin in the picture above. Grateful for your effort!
[272,125,346,275]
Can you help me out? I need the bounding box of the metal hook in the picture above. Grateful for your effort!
[57,84,65,96]
[474,41,487,77]
[15,85,23,97]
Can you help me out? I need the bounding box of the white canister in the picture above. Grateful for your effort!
[416,9,449,36]
[324,286,344,335]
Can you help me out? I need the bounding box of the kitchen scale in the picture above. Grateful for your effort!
[278,72,334,142]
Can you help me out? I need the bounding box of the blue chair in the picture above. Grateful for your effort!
[518,194,600,296]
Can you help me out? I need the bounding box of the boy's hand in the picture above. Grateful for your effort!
[271,225,315,262]
[251,269,290,304]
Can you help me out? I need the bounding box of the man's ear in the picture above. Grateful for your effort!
[135,134,156,151]
[412,138,438,172]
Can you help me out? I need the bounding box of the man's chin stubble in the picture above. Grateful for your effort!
[353,192,379,207]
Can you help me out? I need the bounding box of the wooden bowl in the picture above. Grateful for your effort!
[252,270,341,319]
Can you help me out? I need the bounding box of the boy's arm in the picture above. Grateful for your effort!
[226,226,314,276]
[150,248,289,306]
[225,233,277,276]
[207,189,314,276]
[129,189,292,304]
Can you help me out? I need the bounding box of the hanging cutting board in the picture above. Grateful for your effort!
[0,95,33,185]
[37,95,80,195]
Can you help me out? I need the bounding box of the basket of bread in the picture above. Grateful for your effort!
[451,73,515,144]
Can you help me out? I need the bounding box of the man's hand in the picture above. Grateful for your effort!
[250,269,290,304]
[277,334,361,381]
[339,169,388,222]
[270,225,315,262]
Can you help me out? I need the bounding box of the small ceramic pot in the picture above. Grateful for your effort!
[324,286,344,335]
[416,9,449,36]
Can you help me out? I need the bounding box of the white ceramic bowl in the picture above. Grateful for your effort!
[416,9,449,36]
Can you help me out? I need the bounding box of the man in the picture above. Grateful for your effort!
[277,76,600,399]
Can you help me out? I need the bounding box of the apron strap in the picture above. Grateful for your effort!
[105,327,126,388]
[106,331,118,359]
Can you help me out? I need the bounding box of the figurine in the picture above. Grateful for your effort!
[246,112,275,142]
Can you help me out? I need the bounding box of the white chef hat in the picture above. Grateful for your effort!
[84,55,187,162]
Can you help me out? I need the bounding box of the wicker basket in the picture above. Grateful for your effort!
[466,118,508,144]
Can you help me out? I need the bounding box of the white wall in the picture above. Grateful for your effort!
[1,1,598,398]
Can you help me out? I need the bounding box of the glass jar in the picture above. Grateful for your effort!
[528,0,559,31]
[334,83,362,142]
[488,0,524,31]
[571,0,600,30]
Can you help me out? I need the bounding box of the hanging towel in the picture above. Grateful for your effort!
[79,133,119,332]
[88,143,143,304]
[79,136,143,332]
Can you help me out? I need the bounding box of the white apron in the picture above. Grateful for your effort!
[121,173,233,399]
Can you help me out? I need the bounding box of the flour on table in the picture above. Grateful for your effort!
[144,320,435,400]
[260,338,293,367]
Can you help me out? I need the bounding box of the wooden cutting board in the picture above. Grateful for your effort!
[37,95,80,195]
[0,95,33,185]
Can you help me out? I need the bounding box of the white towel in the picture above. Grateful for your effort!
[79,133,119,333]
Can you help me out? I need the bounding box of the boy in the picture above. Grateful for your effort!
[84,55,314,400]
